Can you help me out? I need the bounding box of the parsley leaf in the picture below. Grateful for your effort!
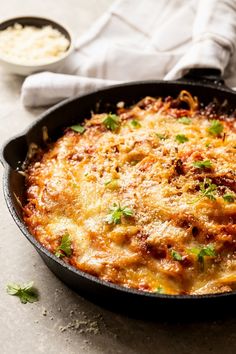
[55,233,72,258]
[130,119,141,128]
[103,113,120,131]
[188,178,217,204]
[156,285,164,294]
[130,160,139,166]
[223,193,235,203]
[104,179,120,189]
[105,203,133,225]
[199,178,217,201]
[70,124,86,134]
[192,160,212,169]
[178,117,192,125]
[190,244,216,263]
[171,250,183,261]
[6,281,38,304]
[175,134,189,144]
[156,133,167,140]
[208,120,223,136]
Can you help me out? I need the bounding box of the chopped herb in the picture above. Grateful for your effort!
[55,233,72,258]
[188,178,217,204]
[178,117,192,125]
[105,203,133,225]
[130,160,139,166]
[171,250,183,261]
[199,178,217,201]
[104,179,114,185]
[156,133,167,140]
[70,124,86,134]
[205,143,210,148]
[192,160,212,169]
[208,120,223,136]
[103,113,120,131]
[104,179,120,189]
[156,285,164,294]
[223,193,235,203]
[190,244,216,264]
[175,134,189,144]
[6,281,38,304]
[130,119,141,128]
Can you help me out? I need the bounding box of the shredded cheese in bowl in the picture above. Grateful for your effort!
[0,23,70,65]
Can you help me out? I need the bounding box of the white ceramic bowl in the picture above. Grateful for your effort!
[0,16,74,76]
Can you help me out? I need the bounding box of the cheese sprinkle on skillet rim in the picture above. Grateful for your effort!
[23,91,236,295]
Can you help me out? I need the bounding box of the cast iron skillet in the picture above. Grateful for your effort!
[1,69,236,317]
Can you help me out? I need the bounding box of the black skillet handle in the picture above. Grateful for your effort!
[1,134,27,170]
[178,68,227,88]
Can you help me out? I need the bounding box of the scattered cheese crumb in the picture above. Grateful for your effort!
[42,307,47,316]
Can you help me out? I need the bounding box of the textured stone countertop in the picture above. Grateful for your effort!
[1,1,236,353]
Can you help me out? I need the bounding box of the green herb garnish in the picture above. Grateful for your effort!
[130,160,139,166]
[105,203,133,225]
[55,233,72,258]
[199,178,217,201]
[178,117,192,125]
[104,179,120,189]
[6,281,38,304]
[188,178,217,204]
[223,193,235,203]
[156,285,164,294]
[171,250,183,261]
[70,124,86,134]
[175,134,189,144]
[192,160,212,169]
[190,244,216,264]
[103,113,120,131]
[156,133,167,140]
[130,119,141,128]
[208,120,223,136]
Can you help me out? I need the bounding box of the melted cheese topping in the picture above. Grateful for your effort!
[23,93,236,295]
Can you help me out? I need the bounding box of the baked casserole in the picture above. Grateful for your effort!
[23,91,236,295]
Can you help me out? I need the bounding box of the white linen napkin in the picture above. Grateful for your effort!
[21,0,236,107]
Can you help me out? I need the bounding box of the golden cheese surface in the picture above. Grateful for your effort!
[23,92,236,295]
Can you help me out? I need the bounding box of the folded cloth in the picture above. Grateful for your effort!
[21,0,236,107]
[22,73,119,107]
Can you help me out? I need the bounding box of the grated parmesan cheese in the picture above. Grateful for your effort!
[0,23,70,65]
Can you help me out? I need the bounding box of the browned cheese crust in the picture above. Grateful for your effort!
[23,91,236,295]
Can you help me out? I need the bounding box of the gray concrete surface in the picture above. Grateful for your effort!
[1,1,236,353]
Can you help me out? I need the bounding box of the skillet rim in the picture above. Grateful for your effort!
[1,79,236,301]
